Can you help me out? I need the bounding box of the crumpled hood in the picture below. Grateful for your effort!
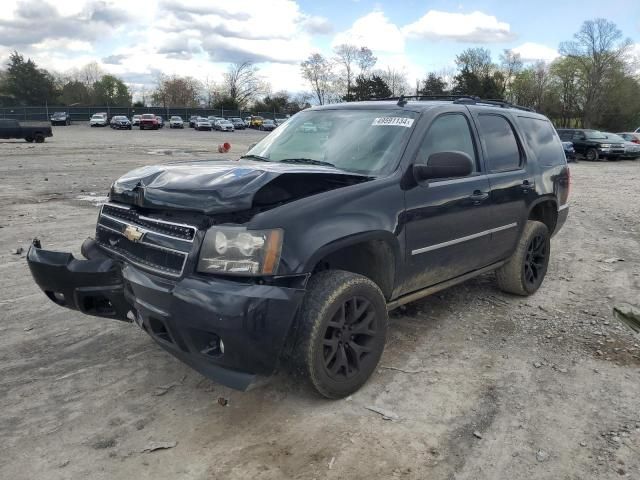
[109,160,370,214]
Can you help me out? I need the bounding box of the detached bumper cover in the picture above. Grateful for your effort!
[27,240,306,390]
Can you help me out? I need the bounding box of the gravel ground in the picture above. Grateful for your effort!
[1,125,639,480]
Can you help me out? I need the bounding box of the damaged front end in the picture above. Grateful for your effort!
[26,160,368,390]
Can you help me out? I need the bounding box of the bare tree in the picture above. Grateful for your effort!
[560,18,632,127]
[73,62,105,90]
[300,53,333,105]
[376,67,409,96]
[333,44,358,100]
[357,47,377,76]
[222,61,266,109]
[499,49,523,99]
[151,74,202,108]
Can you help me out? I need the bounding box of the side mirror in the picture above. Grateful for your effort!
[413,151,474,182]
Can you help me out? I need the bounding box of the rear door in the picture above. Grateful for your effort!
[469,110,529,263]
[402,110,493,294]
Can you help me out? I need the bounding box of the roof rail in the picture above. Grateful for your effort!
[368,95,535,112]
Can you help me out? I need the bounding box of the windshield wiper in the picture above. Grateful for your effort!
[240,154,270,162]
[279,158,337,168]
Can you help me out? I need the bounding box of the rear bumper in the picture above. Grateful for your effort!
[27,239,306,390]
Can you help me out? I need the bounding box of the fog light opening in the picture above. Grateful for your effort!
[200,336,224,357]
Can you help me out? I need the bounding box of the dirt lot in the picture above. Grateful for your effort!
[1,125,639,480]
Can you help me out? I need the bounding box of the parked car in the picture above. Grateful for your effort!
[27,97,569,398]
[50,112,71,126]
[169,116,184,129]
[89,113,108,127]
[274,118,289,126]
[110,116,132,130]
[131,115,142,126]
[189,116,199,128]
[605,133,640,159]
[139,113,159,130]
[243,116,252,127]
[556,128,625,161]
[156,116,164,129]
[0,118,52,143]
[617,132,640,144]
[562,141,576,162]
[260,119,276,131]
[195,117,212,131]
[229,117,245,130]
[214,119,235,132]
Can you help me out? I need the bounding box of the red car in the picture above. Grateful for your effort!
[139,113,159,130]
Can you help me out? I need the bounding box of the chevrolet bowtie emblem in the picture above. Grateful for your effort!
[123,225,144,242]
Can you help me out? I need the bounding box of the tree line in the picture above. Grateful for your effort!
[301,18,639,131]
[1,18,638,129]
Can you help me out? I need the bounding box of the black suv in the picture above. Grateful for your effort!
[27,97,570,398]
[557,128,625,161]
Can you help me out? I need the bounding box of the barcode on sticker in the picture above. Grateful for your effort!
[372,117,414,128]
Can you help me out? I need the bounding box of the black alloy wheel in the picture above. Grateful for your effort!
[322,296,377,380]
[524,233,547,289]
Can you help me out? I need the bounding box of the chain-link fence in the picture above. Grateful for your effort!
[0,106,288,122]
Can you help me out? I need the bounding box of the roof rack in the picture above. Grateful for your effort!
[370,95,535,112]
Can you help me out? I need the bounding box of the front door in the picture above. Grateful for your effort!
[402,112,494,295]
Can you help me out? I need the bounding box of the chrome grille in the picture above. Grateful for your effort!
[96,203,196,277]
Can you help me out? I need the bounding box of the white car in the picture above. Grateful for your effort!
[89,114,108,127]
[214,119,235,132]
[195,118,212,131]
[169,116,184,129]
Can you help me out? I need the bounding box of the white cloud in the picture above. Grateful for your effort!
[510,42,559,62]
[402,10,514,43]
[332,11,405,54]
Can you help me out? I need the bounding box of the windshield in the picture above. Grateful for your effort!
[171,116,181,120]
[605,134,625,143]
[244,109,418,175]
[586,131,607,139]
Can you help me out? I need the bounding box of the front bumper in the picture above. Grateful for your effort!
[27,239,306,390]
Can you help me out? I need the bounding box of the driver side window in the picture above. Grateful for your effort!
[417,114,478,172]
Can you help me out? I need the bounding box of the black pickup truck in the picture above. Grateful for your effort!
[27,97,569,398]
[0,119,52,143]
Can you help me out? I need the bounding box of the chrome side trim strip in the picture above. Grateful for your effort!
[558,203,569,211]
[411,222,518,255]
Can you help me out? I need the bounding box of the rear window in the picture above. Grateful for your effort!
[517,117,566,166]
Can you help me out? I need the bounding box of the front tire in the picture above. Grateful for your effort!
[25,136,34,143]
[585,148,599,161]
[293,270,388,399]
[495,220,550,296]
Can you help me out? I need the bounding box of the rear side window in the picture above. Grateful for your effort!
[517,117,566,166]
[557,130,573,141]
[477,114,522,172]
[418,113,478,172]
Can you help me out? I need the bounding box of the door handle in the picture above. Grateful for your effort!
[469,190,489,204]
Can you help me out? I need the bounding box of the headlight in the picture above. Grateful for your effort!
[197,227,283,276]
[600,144,611,148]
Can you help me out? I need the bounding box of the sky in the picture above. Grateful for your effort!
[0,0,639,96]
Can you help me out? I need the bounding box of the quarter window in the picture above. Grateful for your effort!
[517,117,565,166]
[477,115,522,172]
[417,114,477,172]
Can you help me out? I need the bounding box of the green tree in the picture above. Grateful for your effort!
[350,74,392,101]
[4,51,57,105]
[418,73,447,96]
[59,80,91,105]
[560,19,632,127]
[93,74,131,106]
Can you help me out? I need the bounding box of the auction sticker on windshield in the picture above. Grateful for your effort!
[372,117,414,128]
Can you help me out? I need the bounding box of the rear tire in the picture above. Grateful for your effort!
[495,220,550,296]
[293,270,387,399]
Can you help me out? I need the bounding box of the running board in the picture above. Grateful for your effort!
[386,260,506,311]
